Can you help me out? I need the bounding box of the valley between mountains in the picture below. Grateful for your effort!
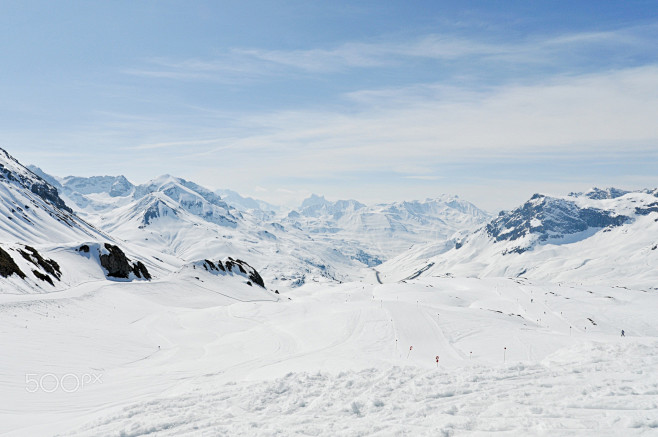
[1,148,657,436]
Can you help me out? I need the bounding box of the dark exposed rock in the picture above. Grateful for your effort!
[0,247,26,279]
[99,243,152,280]
[635,202,658,216]
[204,260,217,271]
[502,246,529,255]
[18,246,61,280]
[486,194,629,244]
[32,270,54,286]
[29,182,72,213]
[0,149,72,214]
[143,200,178,225]
[204,257,265,288]
[78,244,90,253]
[132,261,151,280]
[100,244,132,278]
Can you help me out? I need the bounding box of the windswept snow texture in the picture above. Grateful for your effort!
[1,277,657,436]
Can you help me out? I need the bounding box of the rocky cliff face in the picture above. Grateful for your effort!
[486,194,630,245]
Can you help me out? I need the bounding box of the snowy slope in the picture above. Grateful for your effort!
[380,189,658,288]
[2,275,656,436]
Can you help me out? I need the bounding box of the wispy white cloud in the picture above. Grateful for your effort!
[134,138,224,150]
[183,64,658,196]
[123,24,658,79]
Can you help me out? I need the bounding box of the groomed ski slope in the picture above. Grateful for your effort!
[2,275,657,436]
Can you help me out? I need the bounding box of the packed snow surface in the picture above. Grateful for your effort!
[2,275,657,436]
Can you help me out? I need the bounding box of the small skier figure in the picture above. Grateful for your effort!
[621,330,625,337]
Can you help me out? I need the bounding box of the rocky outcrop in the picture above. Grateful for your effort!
[0,247,26,279]
[99,243,151,280]
[201,257,265,288]
[100,244,132,278]
[132,261,151,280]
[18,245,61,281]
[635,201,658,216]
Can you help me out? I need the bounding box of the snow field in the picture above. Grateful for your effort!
[65,340,658,436]
[1,275,657,436]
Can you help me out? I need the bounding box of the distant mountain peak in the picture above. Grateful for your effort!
[569,187,630,200]
[300,193,329,209]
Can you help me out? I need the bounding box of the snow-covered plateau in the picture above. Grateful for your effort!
[1,148,657,436]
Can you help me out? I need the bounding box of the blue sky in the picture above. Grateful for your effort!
[1,1,657,211]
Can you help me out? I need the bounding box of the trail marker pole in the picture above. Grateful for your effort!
[435,355,439,368]
[504,347,507,363]
[570,326,572,336]
[470,351,472,360]
[407,346,413,359]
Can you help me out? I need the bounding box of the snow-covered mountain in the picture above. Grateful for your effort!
[285,194,491,263]
[31,168,491,288]
[0,150,276,295]
[379,188,658,288]
[27,170,367,288]
[216,188,280,213]
[0,150,160,292]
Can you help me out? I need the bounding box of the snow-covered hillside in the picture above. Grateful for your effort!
[380,188,658,289]
[2,275,656,436]
[0,150,272,294]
